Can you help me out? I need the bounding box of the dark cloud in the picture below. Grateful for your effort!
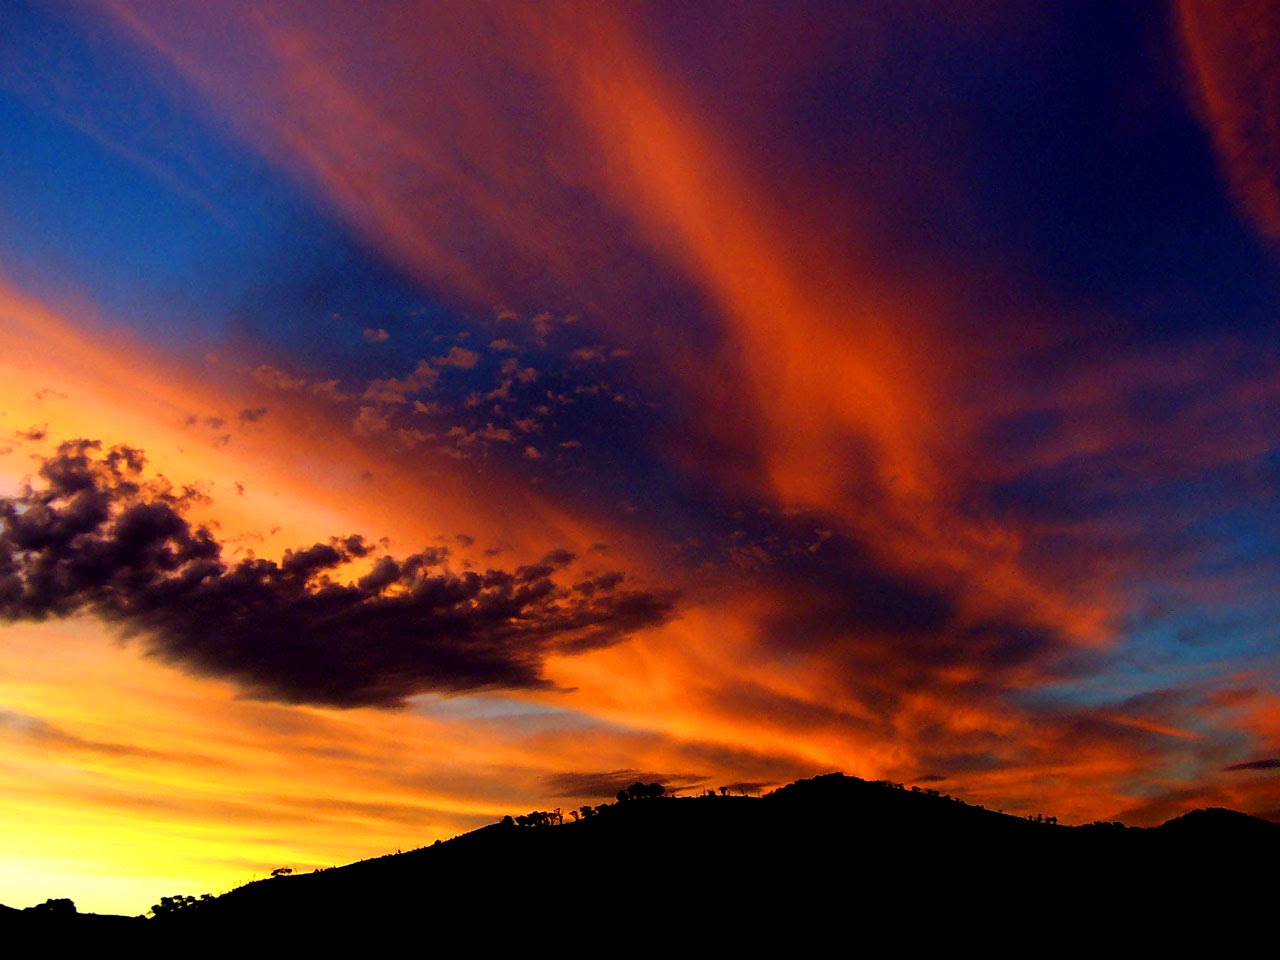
[751,522,1063,686]
[671,739,817,789]
[710,680,885,742]
[719,514,1078,718]
[0,440,676,708]
[754,525,953,650]
[1224,758,1280,772]
[543,769,707,799]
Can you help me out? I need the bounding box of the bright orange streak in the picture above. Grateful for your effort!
[543,15,931,505]
[523,8,1123,651]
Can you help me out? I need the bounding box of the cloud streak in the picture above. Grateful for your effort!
[0,440,675,707]
[0,708,176,760]
[1177,2,1280,240]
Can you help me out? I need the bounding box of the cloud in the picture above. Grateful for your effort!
[312,379,352,402]
[1224,758,1280,772]
[443,423,516,450]
[363,360,439,405]
[353,405,391,436]
[1176,2,1280,240]
[0,709,174,760]
[500,357,538,383]
[0,440,676,708]
[363,327,390,343]
[433,346,480,370]
[754,526,958,655]
[253,364,307,392]
[570,346,608,363]
[543,768,707,799]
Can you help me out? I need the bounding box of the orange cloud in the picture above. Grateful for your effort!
[1176,1,1280,241]
[49,1,1280,858]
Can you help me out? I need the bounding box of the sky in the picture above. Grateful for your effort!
[4,0,1280,914]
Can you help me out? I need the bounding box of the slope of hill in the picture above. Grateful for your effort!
[5,773,1276,946]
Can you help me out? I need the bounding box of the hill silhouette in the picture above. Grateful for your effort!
[4,773,1275,947]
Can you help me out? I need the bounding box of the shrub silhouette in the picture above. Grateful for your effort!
[28,898,76,917]
[151,894,211,917]
[617,781,665,801]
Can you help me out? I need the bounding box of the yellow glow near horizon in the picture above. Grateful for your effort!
[0,619,538,914]
[0,278,644,914]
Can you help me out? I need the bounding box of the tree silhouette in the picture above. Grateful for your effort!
[620,781,665,800]
[151,894,211,917]
[514,810,556,827]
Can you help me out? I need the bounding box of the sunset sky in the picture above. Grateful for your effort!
[5,1,1280,915]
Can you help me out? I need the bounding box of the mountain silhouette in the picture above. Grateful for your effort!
[4,773,1274,948]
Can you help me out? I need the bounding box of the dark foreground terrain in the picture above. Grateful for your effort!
[4,773,1274,948]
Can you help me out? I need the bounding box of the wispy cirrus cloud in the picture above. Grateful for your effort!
[1176,2,1280,241]
[0,708,178,761]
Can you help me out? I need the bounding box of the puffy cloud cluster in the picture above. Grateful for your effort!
[0,440,675,708]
